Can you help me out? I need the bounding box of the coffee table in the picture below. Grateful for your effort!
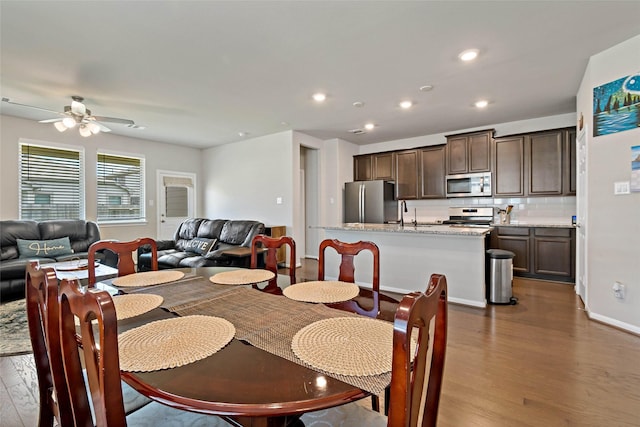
[52,260,118,286]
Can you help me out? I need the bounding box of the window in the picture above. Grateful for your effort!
[97,153,145,222]
[19,142,84,220]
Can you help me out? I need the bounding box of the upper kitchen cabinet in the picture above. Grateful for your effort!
[353,154,372,181]
[372,152,395,180]
[565,128,577,195]
[446,129,493,174]
[353,152,395,181]
[528,130,564,196]
[419,145,446,199]
[493,127,576,198]
[493,135,525,197]
[395,149,419,199]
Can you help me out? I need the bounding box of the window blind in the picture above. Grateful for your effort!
[19,143,83,220]
[97,153,145,222]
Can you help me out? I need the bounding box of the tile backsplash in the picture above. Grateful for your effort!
[400,196,576,225]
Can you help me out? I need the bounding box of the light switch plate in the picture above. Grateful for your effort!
[276,197,283,204]
[614,181,630,195]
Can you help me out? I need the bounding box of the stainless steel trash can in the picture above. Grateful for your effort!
[486,249,517,304]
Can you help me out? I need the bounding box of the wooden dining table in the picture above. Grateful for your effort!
[109,267,399,427]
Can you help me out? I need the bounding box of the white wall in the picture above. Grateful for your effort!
[0,115,203,240]
[201,131,296,258]
[577,35,640,332]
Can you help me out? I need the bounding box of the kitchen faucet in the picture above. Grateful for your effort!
[400,200,408,226]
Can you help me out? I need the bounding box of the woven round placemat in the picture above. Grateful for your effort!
[112,294,163,320]
[291,317,394,376]
[209,269,275,285]
[283,281,360,303]
[112,270,185,287]
[118,315,235,372]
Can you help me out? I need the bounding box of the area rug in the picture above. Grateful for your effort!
[0,299,32,356]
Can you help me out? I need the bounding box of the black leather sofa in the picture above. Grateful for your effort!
[1,219,101,301]
[138,218,265,270]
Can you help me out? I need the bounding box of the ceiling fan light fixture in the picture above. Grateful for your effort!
[78,125,92,137]
[62,117,76,128]
[87,122,101,134]
[54,121,67,132]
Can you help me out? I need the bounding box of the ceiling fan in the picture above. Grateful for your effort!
[2,95,137,137]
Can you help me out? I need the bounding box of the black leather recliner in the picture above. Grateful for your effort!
[0,219,101,301]
[138,218,265,270]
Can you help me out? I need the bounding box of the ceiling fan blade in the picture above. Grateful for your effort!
[2,97,65,115]
[94,121,112,132]
[91,116,135,126]
[39,118,64,123]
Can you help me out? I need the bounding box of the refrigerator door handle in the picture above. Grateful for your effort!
[359,184,365,223]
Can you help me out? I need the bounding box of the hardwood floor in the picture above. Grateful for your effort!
[2,260,639,426]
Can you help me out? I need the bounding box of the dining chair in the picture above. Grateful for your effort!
[25,261,152,427]
[250,234,296,295]
[318,238,383,319]
[25,260,73,427]
[57,277,234,427]
[87,238,158,286]
[318,238,393,412]
[300,273,449,427]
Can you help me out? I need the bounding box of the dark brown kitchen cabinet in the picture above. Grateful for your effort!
[354,152,395,181]
[491,227,531,273]
[395,149,419,199]
[565,129,577,195]
[490,226,575,282]
[533,228,575,279]
[372,152,395,180]
[493,127,576,198]
[493,136,525,197]
[446,129,493,175]
[353,155,372,181]
[528,130,563,196]
[419,145,446,198]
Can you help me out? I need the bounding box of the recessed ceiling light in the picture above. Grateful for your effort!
[399,100,413,109]
[475,100,489,108]
[458,49,479,62]
[238,131,249,137]
[419,85,434,92]
[352,101,365,108]
[364,123,375,130]
[312,93,326,102]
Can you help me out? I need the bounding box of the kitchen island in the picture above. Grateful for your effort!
[321,223,492,307]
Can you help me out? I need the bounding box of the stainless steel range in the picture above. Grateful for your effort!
[442,207,495,226]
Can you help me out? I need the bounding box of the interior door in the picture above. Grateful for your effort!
[576,127,588,305]
[157,171,196,240]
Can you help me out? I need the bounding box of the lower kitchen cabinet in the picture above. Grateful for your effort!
[490,226,575,283]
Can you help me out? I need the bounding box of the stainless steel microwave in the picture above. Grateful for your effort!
[445,172,492,197]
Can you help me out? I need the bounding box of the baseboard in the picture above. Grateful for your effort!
[588,311,640,336]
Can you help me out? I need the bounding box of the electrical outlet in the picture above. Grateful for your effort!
[612,281,625,299]
[614,181,630,195]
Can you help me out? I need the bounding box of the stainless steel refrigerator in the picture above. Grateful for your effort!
[344,180,396,223]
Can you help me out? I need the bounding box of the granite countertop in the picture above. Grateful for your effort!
[322,223,492,237]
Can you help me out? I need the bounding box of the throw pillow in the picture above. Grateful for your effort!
[183,237,217,256]
[17,237,74,258]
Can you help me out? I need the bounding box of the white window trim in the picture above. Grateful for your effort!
[96,149,146,224]
[18,138,86,220]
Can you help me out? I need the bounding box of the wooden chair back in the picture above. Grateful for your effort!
[88,238,158,285]
[387,274,448,427]
[25,261,74,427]
[250,234,296,295]
[58,277,128,427]
[318,239,380,318]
